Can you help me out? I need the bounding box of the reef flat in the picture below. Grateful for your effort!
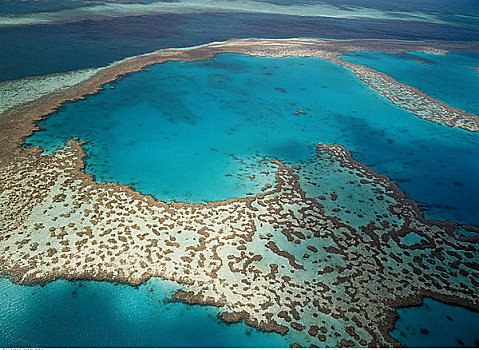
[1,38,479,347]
[336,58,479,131]
[0,68,102,117]
[1,138,479,347]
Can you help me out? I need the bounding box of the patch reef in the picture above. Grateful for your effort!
[1,38,479,347]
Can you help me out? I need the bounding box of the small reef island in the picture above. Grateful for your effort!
[1,1,479,348]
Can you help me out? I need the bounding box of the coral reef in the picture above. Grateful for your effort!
[1,140,478,346]
[1,38,478,347]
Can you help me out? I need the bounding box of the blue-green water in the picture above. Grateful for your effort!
[0,277,289,347]
[342,51,479,115]
[390,298,479,347]
[9,52,479,348]
[2,1,479,347]
[26,53,479,226]
[2,0,477,16]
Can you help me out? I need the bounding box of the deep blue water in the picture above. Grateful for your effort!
[2,0,477,15]
[343,51,479,115]
[0,277,289,347]
[0,0,89,14]
[0,0,162,14]
[390,298,479,347]
[26,53,479,226]
[256,0,479,16]
[1,12,478,82]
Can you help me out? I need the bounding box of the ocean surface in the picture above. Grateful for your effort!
[0,0,162,14]
[26,53,479,226]
[1,0,477,15]
[1,0,478,16]
[0,277,288,347]
[342,51,479,115]
[390,298,479,347]
[1,6,478,82]
[2,0,479,348]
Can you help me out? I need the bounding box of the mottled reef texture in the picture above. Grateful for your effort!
[336,59,479,132]
[1,39,479,347]
[1,141,479,347]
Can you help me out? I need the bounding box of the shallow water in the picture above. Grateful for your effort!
[343,51,479,115]
[26,53,479,226]
[3,1,479,348]
[0,277,289,348]
[391,298,479,347]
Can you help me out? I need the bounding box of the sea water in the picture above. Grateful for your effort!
[8,53,479,348]
[0,0,89,14]
[342,51,479,114]
[0,277,288,348]
[0,0,165,14]
[26,53,479,226]
[3,2,479,347]
[390,298,479,347]
[1,11,478,82]
[2,0,477,20]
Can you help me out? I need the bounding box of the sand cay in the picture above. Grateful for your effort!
[1,38,479,347]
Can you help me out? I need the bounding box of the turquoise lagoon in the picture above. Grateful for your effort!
[26,53,479,226]
[342,51,479,115]
[0,277,288,347]
[390,298,479,347]
[17,53,479,348]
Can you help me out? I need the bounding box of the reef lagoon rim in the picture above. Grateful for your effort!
[1,38,479,347]
[2,38,479,162]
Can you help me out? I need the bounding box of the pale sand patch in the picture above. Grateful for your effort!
[0,68,102,117]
